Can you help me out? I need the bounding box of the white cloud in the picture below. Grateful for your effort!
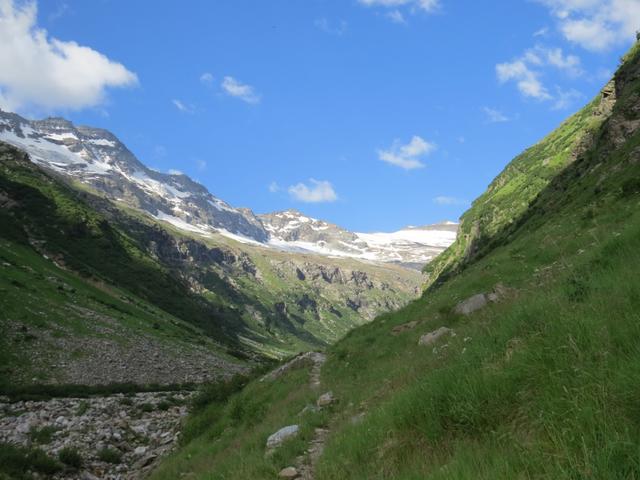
[200,72,214,86]
[288,179,338,203]
[172,99,194,113]
[268,181,280,193]
[496,60,551,100]
[168,169,183,176]
[221,76,261,104]
[496,45,582,101]
[357,0,440,22]
[378,135,436,170]
[0,0,137,112]
[537,0,640,51]
[540,46,583,75]
[314,17,348,35]
[483,107,510,123]
[433,196,467,206]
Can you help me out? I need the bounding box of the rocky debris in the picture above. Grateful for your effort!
[5,311,245,386]
[453,284,512,316]
[316,392,335,408]
[266,425,299,452]
[279,466,300,479]
[0,391,192,479]
[391,320,419,335]
[418,327,453,347]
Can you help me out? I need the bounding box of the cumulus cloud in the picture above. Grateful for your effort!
[0,0,137,112]
[496,59,552,100]
[433,196,467,205]
[497,45,582,101]
[221,76,261,104]
[537,0,640,51]
[378,135,436,170]
[483,107,510,123]
[288,179,338,203]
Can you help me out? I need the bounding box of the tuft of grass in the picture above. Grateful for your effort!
[28,425,59,445]
[0,443,62,478]
[75,400,89,416]
[58,447,83,469]
[97,447,122,464]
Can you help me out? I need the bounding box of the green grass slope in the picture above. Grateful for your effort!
[150,43,640,479]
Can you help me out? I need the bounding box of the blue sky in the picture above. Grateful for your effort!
[0,0,637,232]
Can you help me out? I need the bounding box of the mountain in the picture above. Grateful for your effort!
[0,142,421,386]
[0,111,456,270]
[148,43,640,480]
[260,209,457,269]
[0,111,268,241]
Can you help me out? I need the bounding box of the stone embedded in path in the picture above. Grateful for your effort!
[279,466,300,479]
[316,391,335,408]
[418,327,452,346]
[266,425,299,450]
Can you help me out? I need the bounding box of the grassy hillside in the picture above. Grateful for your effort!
[150,43,640,479]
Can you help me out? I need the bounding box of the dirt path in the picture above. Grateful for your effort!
[308,352,326,389]
[296,352,329,479]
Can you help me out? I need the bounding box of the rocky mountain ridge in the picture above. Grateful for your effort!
[0,111,456,269]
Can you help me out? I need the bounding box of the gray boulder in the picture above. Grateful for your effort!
[454,294,487,315]
[266,425,299,450]
[418,327,452,346]
[316,392,335,408]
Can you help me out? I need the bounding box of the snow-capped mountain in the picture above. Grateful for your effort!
[0,110,268,241]
[0,110,457,268]
[260,210,457,269]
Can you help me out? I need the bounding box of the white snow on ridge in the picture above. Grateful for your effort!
[87,138,117,147]
[45,132,78,142]
[155,211,211,235]
[356,228,456,248]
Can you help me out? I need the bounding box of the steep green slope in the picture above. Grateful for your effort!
[424,50,619,287]
[151,43,640,479]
